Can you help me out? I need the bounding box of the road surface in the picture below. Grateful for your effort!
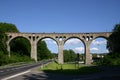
[1,61,120,80]
[0,60,53,80]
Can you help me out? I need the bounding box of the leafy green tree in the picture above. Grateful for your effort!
[10,37,31,56]
[0,30,8,54]
[0,22,19,54]
[64,49,77,62]
[0,22,19,32]
[107,24,120,53]
[37,41,52,60]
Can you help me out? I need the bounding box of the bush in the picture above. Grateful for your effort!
[0,51,34,66]
[0,51,9,66]
[95,53,120,66]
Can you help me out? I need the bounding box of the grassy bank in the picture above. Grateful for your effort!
[40,62,101,75]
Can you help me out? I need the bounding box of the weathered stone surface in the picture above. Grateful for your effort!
[6,32,112,64]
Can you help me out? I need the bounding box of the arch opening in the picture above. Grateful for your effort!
[37,38,58,61]
[9,36,31,62]
[90,37,109,63]
[64,38,85,64]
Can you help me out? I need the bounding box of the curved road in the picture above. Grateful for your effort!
[0,60,53,79]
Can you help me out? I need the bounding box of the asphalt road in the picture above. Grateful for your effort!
[1,61,120,80]
[0,59,53,79]
[2,65,120,80]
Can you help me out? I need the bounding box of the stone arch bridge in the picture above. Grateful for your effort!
[6,32,112,64]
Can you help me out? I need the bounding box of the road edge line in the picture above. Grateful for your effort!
[1,70,31,80]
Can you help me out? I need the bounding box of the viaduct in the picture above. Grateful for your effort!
[6,32,112,64]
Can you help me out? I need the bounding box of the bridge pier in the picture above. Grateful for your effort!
[84,41,91,64]
[6,41,10,57]
[30,37,37,62]
[58,41,64,64]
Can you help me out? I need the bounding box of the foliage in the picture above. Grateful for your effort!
[0,51,33,66]
[64,49,77,62]
[95,53,120,66]
[0,30,8,54]
[0,22,19,55]
[10,37,31,56]
[107,24,120,53]
[0,51,9,66]
[0,22,19,32]
[37,41,53,60]
[95,24,120,66]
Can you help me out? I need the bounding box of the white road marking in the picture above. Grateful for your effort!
[1,70,31,80]
[0,71,4,72]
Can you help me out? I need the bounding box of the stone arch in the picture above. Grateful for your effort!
[90,36,109,63]
[8,36,31,57]
[63,36,86,63]
[36,36,58,61]
[37,36,58,45]
[92,36,109,41]
[8,35,30,45]
[90,36,108,53]
[64,36,85,46]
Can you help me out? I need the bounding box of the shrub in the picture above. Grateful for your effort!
[95,53,120,66]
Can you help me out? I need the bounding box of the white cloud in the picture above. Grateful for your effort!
[43,38,57,44]
[74,47,84,53]
[90,47,99,51]
[92,40,106,45]
[65,39,81,45]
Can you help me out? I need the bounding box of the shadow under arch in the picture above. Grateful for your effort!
[63,37,85,63]
[9,36,31,57]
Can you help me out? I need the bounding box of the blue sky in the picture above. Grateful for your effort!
[0,0,120,54]
[43,38,108,54]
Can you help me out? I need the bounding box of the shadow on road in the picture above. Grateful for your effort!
[22,66,120,80]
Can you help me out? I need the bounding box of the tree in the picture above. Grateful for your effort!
[37,41,52,60]
[10,37,31,56]
[0,30,8,54]
[0,22,19,32]
[107,24,120,53]
[64,49,77,62]
[0,22,19,54]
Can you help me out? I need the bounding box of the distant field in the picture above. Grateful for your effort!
[40,62,101,75]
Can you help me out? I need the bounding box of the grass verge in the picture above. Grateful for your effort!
[40,61,101,75]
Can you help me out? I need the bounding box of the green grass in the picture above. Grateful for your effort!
[40,62,101,75]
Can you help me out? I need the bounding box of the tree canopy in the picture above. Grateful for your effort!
[0,22,19,32]
[37,40,52,60]
[64,49,77,62]
[107,24,120,53]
